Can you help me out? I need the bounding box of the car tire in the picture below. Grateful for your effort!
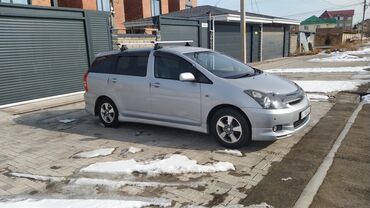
[210,108,251,149]
[97,98,119,128]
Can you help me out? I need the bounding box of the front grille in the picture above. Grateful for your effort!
[294,116,308,128]
[282,89,304,106]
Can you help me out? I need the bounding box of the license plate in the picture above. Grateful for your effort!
[300,106,311,119]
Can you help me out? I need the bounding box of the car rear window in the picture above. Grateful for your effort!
[90,56,115,74]
[115,52,149,77]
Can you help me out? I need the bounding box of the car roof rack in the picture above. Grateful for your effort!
[117,40,193,51]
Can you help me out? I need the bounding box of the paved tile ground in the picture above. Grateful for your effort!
[0,49,369,206]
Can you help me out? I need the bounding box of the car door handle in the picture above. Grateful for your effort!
[151,82,160,88]
[111,78,117,83]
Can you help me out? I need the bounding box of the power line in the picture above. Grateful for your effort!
[282,1,363,18]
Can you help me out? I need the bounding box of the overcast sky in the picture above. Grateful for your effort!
[198,0,368,23]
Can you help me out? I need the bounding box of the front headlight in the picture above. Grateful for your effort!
[244,90,286,109]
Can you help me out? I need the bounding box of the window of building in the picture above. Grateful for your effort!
[97,0,111,12]
[151,0,161,16]
[0,0,30,4]
[154,52,196,80]
[116,54,149,77]
[304,26,308,30]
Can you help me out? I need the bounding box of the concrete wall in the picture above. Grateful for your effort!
[315,28,343,46]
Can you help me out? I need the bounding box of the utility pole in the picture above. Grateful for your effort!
[241,0,247,63]
[361,0,367,42]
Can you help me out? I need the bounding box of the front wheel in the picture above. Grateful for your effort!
[210,108,251,149]
[98,98,119,128]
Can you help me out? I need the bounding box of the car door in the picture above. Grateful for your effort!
[149,51,201,126]
[109,51,151,117]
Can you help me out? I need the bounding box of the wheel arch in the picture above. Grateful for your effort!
[94,95,115,116]
[206,104,252,134]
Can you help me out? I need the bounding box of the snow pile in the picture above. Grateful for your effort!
[309,53,369,62]
[215,149,243,157]
[0,198,170,208]
[307,93,329,102]
[73,178,187,188]
[9,173,65,182]
[72,148,116,159]
[294,80,367,93]
[59,119,77,124]
[361,94,370,103]
[265,66,368,73]
[80,154,235,175]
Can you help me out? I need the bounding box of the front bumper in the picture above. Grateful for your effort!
[242,97,311,141]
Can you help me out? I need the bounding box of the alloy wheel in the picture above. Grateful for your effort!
[100,102,115,124]
[216,115,243,144]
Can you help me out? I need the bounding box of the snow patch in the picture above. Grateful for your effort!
[73,178,196,188]
[265,66,368,73]
[72,148,116,158]
[215,149,243,157]
[346,47,370,55]
[281,177,293,181]
[361,94,370,103]
[294,80,368,93]
[80,154,235,175]
[59,119,77,124]
[309,53,370,62]
[0,198,170,208]
[127,147,143,154]
[307,93,329,102]
[9,172,65,182]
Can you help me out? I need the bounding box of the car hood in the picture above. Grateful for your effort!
[228,73,298,94]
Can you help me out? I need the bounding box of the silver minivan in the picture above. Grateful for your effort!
[84,46,310,148]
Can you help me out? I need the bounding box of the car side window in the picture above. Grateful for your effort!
[90,56,115,74]
[154,52,197,80]
[116,54,148,77]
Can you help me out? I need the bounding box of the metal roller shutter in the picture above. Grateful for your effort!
[0,16,88,105]
[262,25,284,60]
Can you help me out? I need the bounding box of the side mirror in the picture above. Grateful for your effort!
[179,72,195,82]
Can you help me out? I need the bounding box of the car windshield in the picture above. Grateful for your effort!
[185,51,260,79]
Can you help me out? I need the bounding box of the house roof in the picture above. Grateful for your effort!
[301,15,337,25]
[319,10,355,18]
[125,5,298,28]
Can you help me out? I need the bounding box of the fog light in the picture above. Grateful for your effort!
[272,125,282,132]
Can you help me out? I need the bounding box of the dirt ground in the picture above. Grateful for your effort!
[310,104,370,208]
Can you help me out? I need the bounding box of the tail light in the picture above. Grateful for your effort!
[83,71,89,92]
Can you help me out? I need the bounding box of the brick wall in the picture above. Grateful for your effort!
[58,0,83,9]
[58,0,96,10]
[124,0,144,21]
[82,0,97,10]
[169,0,197,12]
[112,0,125,33]
[32,0,51,6]
[161,0,169,14]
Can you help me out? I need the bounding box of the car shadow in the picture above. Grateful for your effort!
[13,108,274,152]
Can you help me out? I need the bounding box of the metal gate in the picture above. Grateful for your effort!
[214,22,259,62]
[0,4,112,105]
[262,25,284,60]
[157,16,201,47]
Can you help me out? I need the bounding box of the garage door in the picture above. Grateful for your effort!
[0,5,111,106]
[215,22,241,60]
[0,17,88,105]
[262,25,284,60]
[159,17,200,47]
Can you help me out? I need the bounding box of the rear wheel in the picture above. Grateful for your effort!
[210,108,251,149]
[98,98,119,128]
